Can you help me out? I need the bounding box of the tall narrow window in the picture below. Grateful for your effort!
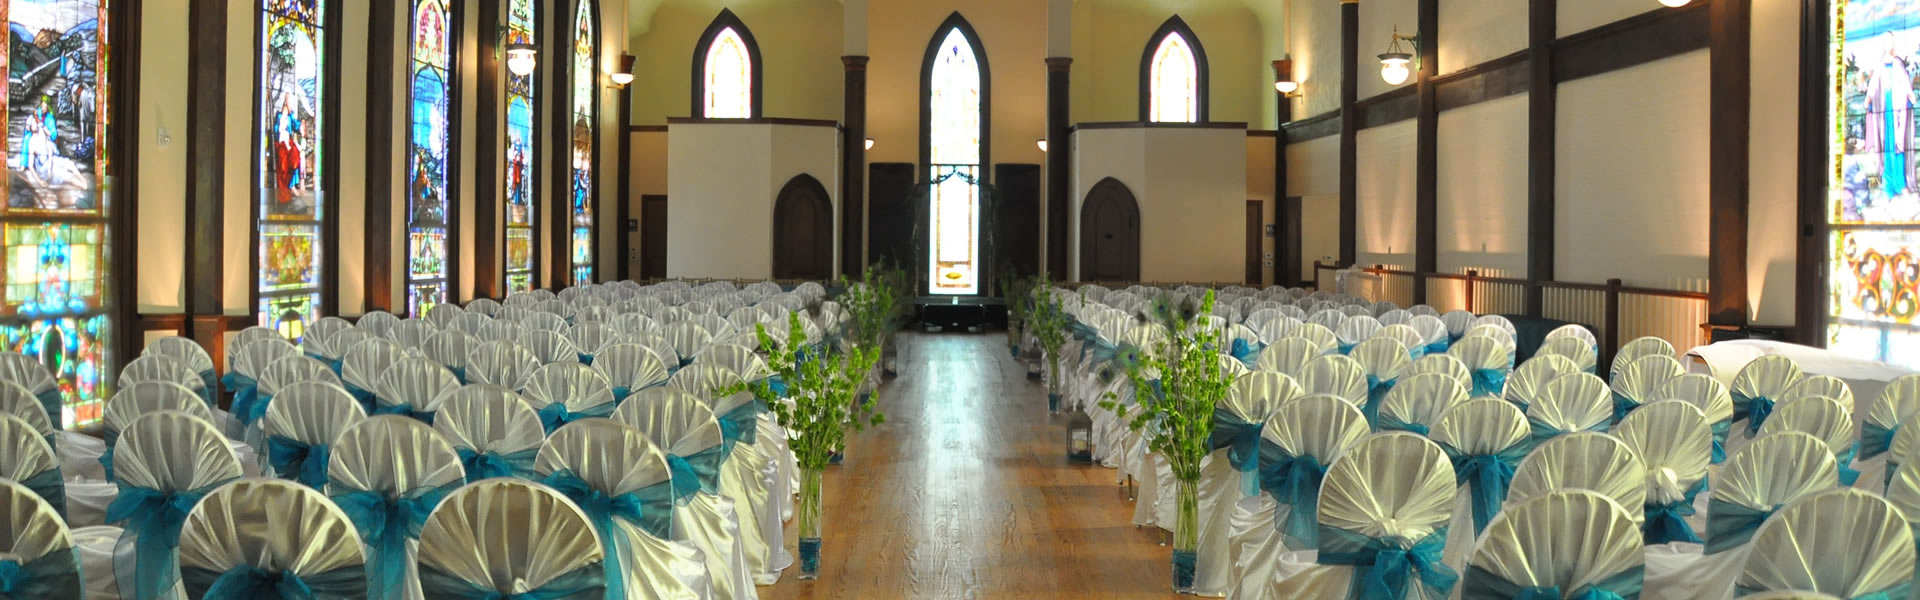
[256,0,329,339]
[922,16,987,296]
[504,0,536,293]
[693,9,760,119]
[1141,16,1208,123]
[407,0,453,316]
[0,0,116,428]
[568,0,595,285]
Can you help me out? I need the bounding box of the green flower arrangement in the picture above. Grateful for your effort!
[1029,281,1073,412]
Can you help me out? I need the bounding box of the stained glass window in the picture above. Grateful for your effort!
[256,0,326,338]
[702,27,751,118]
[1829,1,1920,367]
[569,0,595,286]
[407,0,450,317]
[0,0,116,428]
[1148,33,1198,123]
[505,0,535,293]
[927,25,982,296]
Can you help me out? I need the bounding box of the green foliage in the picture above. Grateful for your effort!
[839,264,898,352]
[1098,290,1233,485]
[1029,280,1073,393]
[739,312,885,472]
[1000,271,1039,345]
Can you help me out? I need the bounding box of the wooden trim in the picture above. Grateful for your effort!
[664,116,841,127]
[1354,86,1417,130]
[1707,0,1751,326]
[1433,50,1529,112]
[1413,0,1438,304]
[842,55,869,277]
[1073,121,1248,131]
[1274,59,1293,287]
[113,0,144,358]
[1552,1,1710,82]
[691,8,764,119]
[1525,0,1555,316]
[547,0,569,288]
[185,0,226,328]
[1138,15,1210,123]
[1047,57,1071,279]
[1338,0,1358,266]
[618,78,633,282]
[1793,0,1830,343]
[364,0,396,312]
[919,12,992,293]
[472,0,501,299]
[445,1,467,306]
[1245,130,1278,138]
[1281,109,1341,142]
[322,0,343,314]
[136,314,189,333]
[628,124,669,132]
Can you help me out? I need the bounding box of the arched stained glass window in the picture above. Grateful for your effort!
[922,15,987,296]
[256,0,330,340]
[1141,16,1208,123]
[694,9,760,119]
[568,0,595,286]
[0,0,117,428]
[504,0,536,293]
[407,0,453,316]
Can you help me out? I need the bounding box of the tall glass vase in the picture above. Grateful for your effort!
[798,466,825,580]
[1047,355,1063,413]
[1172,477,1200,593]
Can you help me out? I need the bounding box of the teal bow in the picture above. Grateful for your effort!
[331,484,453,600]
[267,435,332,489]
[32,387,60,428]
[716,400,762,454]
[343,383,378,415]
[15,468,64,519]
[1709,419,1729,464]
[1365,375,1397,425]
[1230,339,1262,368]
[196,368,219,408]
[1422,340,1449,356]
[0,550,80,598]
[540,470,674,600]
[1461,564,1643,600]
[449,366,467,385]
[1864,421,1900,459]
[1318,526,1459,600]
[1525,416,1608,452]
[416,563,605,600]
[98,429,119,482]
[1259,444,1328,548]
[306,352,345,377]
[1731,392,1774,438]
[182,564,368,599]
[1377,414,1428,437]
[1643,476,1709,545]
[1611,392,1639,425]
[666,443,729,498]
[1470,368,1508,398]
[224,371,267,426]
[578,353,596,365]
[108,480,234,600]
[457,447,539,483]
[1209,409,1266,497]
[1734,581,1913,600]
[1338,342,1358,355]
[372,402,437,424]
[1441,441,1525,535]
[537,402,615,434]
[1838,440,1862,487]
[1705,499,1781,554]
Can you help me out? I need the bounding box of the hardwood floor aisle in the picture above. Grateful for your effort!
[758,332,1185,600]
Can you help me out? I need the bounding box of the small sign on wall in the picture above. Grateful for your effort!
[1264,224,1276,237]
[626,219,638,232]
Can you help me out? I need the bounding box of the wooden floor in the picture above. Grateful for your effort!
[759,332,1183,600]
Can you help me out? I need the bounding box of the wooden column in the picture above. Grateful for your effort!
[1794,0,1832,343]
[184,0,226,341]
[1274,60,1294,287]
[546,0,568,290]
[617,69,633,282]
[364,1,396,312]
[1708,0,1752,327]
[1338,0,1358,267]
[111,0,143,358]
[321,0,344,313]
[473,0,502,298]
[1413,0,1437,304]
[1525,0,1555,317]
[843,56,869,278]
[1046,57,1072,280]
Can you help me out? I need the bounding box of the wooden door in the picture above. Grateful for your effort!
[1079,178,1140,282]
[773,174,834,280]
[1246,200,1263,285]
[640,195,668,280]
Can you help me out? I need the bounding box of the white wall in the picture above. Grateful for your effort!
[1287,135,1339,280]
[1749,0,1800,325]
[1436,93,1528,279]
[1072,126,1246,282]
[1355,120,1415,270]
[137,0,190,314]
[666,122,839,279]
[1559,0,1661,37]
[1287,0,1343,119]
[1357,0,1416,100]
[1439,0,1526,74]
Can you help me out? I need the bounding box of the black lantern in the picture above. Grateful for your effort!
[1066,406,1094,463]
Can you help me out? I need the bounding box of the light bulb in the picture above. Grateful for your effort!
[609,72,634,86]
[1379,53,1412,85]
[506,44,538,77]
[864,138,875,150]
[1037,139,1048,152]
[1274,80,1298,94]
[1659,0,1691,6]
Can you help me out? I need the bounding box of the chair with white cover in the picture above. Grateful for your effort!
[342,337,410,413]
[0,478,81,596]
[1269,432,1458,600]
[1736,489,1914,599]
[645,383,789,585]
[373,357,460,423]
[1474,315,1516,337]
[1349,338,1411,423]
[465,297,502,317]
[358,310,401,337]
[73,524,120,599]
[1781,375,1855,412]
[1535,337,1600,375]
[1440,311,1477,342]
[1862,375,1920,491]
[259,381,365,489]
[432,385,544,483]
[612,392,756,600]
[569,322,623,365]
[1231,395,1368,599]
[1612,336,1677,383]
[448,312,492,337]
[1405,315,1449,357]
[1500,354,1578,413]
[525,310,570,333]
[1543,324,1598,354]
[1505,433,1647,532]
[1377,373,1467,436]
[1616,400,1713,545]
[1705,431,1838,555]
[592,343,672,403]
[119,355,211,409]
[223,338,301,431]
[105,411,243,600]
[415,479,609,599]
[420,329,473,383]
[0,414,64,518]
[144,337,219,407]
[425,304,466,329]
[1613,354,1685,424]
[1335,316,1383,354]
[253,355,344,431]
[387,319,438,350]
[1373,324,1427,360]
[1406,354,1470,389]
[1286,323,1340,356]
[1659,373,1736,464]
[0,383,60,471]
[1758,396,1861,487]
[97,381,212,482]
[1377,309,1411,327]
[176,479,367,599]
[318,329,375,376]
[1448,336,1512,398]
[1459,490,1645,600]
[617,313,662,338]
[1307,309,1346,333]
[693,344,773,383]
[527,330,583,365]
[1256,317,1302,346]
[223,327,282,369]
[523,362,619,434]
[1299,355,1369,410]
[326,415,466,599]
[1463,325,1517,357]
[1527,373,1614,450]
[465,339,540,391]
[1257,338,1323,377]
[1431,398,1531,572]
[1175,371,1300,597]
[477,320,530,346]
[535,419,714,599]
[662,322,715,368]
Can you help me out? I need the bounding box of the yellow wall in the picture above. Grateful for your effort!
[627,0,844,124]
[1068,0,1269,125]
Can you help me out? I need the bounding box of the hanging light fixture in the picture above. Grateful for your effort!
[1378,27,1420,86]
[1037,139,1048,152]
[1658,0,1692,6]
[864,138,875,150]
[506,42,539,77]
[609,54,636,87]
[1273,58,1298,95]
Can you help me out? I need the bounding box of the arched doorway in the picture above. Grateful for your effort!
[1080,177,1141,282]
[773,174,834,279]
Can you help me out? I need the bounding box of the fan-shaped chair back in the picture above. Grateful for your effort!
[176,478,369,599]
[476,320,529,346]
[108,411,243,600]
[416,479,607,599]
[1226,371,1305,424]
[465,340,540,390]
[1286,323,1339,356]
[615,313,660,337]
[260,381,367,489]
[1460,490,1644,600]
[231,338,299,379]
[590,343,672,403]
[0,478,78,597]
[342,338,411,411]
[693,343,773,381]
[1406,354,1470,389]
[1507,432,1646,526]
[387,319,438,349]
[432,385,544,483]
[448,312,492,337]
[1432,398,1530,536]
[1543,324,1598,350]
[1311,432,1459,600]
[1440,311,1477,340]
[568,323,623,361]
[1448,336,1511,398]
[523,363,618,433]
[373,357,460,422]
[1255,338,1321,376]
[1259,395,1370,548]
[257,356,344,407]
[610,393,728,499]
[1529,373,1613,447]
[425,304,466,328]
[1615,400,1712,544]
[119,354,209,407]
[1534,337,1599,374]
[535,419,704,599]
[1335,315,1383,352]
[102,381,211,445]
[1464,325,1516,353]
[1378,373,1467,436]
[1759,396,1861,486]
[1708,431,1840,554]
[1782,375,1855,412]
[525,330,582,366]
[0,382,54,451]
[326,415,467,599]
[358,310,401,337]
[1865,375,1920,464]
[145,337,217,394]
[631,334,681,373]
[1738,489,1915,599]
[0,414,63,516]
[1255,317,1302,346]
[1612,336,1675,383]
[1299,355,1368,409]
[420,329,473,378]
[466,298,502,317]
[1658,372,1736,464]
[1612,354,1684,423]
[661,322,715,367]
[1501,355,1577,413]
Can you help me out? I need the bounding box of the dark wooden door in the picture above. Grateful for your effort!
[1246,200,1263,285]
[640,195,668,280]
[1079,177,1140,282]
[773,174,834,280]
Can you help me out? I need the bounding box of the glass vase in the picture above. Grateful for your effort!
[1047,356,1063,413]
[1172,477,1200,593]
[798,467,825,580]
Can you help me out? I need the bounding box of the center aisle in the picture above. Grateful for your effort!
[759,332,1184,599]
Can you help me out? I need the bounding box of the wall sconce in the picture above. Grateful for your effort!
[1657,0,1692,5]
[1378,27,1420,86]
[505,42,539,77]
[864,138,875,150]
[609,54,635,88]
[1037,139,1048,152]
[1273,58,1298,96]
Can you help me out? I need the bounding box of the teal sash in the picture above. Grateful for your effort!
[330,483,455,600]
[416,563,605,600]
[1317,526,1458,600]
[1461,564,1642,600]
[0,549,81,599]
[1643,477,1708,545]
[181,564,368,600]
[1440,440,1525,535]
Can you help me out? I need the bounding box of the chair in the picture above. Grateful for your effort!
[1460,490,1644,600]
[317,328,374,374]
[1862,374,1920,491]
[662,322,715,367]
[425,303,466,329]
[0,382,57,469]
[1528,373,1613,449]
[1349,338,1411,423]
[1706,431,1838,554]
[342,337,411,413]
[1474,315,1516,337]
[106,411,243,600]
[1432,398,1530,571]
[1373,324,1427,360]
[1463,325,1516,354]
[1269,432,1458,600]
[670,363,746,401]
[1500,354,1578,413]
[1615,400,1713,544]
[1612,336,1676,383]
[591,343,672,402]
[1407,315,1450,357]
[615,313,661,338]
[522,362,618,433]
[1335,315,1382,354]
[477,320,529,346]
[358,310,401,337]
[649,382,790,584]
[1298,355,1368,409]
[569,322,623,364]
[415,480,608,599]
[524,311,570,333]
[144,337,218,407]
[1448,336,1511,398]
[419,329,473,382]
[612,393,757,600]
[1377,373,1467,436]
[693,343,774,383]
[373,357,460,422]
[1535,337,1600,374]
[1256,317,1303,346]
[326,415,467,599]
[254,355,344,428]
[0,478,81,597]
[175,479,368,599]
[465,339,540,390]
[1256,338,1322,377]
[1613,354,1685,424]
[1170,370,1301,597]
[1658,373,1736,464]
[448,311,492,337]
[1377,309,1411,327]
[535,419,714,599]
[97,381,213,482]
[527,330,584,365]
[465,298,501,317]
[1236,395,1367,571]
[1405,354,1470,389]
[0,414,64,517]
[1758,396,1861,486]
[120,354,211,408]
[1307,309,1346,333]
[1781,375,1855,412]
[1506,433,1647,531]
[1736,489,1914,598]
[224,338,300,430]
[1543,324,1598,353]
[224,327,282,371]
[1285,323,1339,356]
[260,381,365,489]
[431,385,544,483]
[1440,311,1477,342]
[386,319,438,349]
[73,524,121,599]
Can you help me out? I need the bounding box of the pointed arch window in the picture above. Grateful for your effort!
[921,15,988,295]
[255,0,334,339]
[567,0,596,285]
[406,0,457,316]
[693,9,761,119]
[504,0,536,293]
[1141,16,1208,123]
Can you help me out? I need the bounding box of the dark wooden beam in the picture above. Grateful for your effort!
[1414,0,1438,304]
[445,2,466,302]
[1339,0,1358,267]
[1274,60,1293,287]
[1553,1,1710,82]
[617,74,633,282]
[547,0,568,290]
[473,0,501,298]
[1526,0,1554,316]
[112,0,143,358]
[1433,50,1529,111]
[1707,0,1751,326]
[184,0,226,335]
[322,0,343,313]
[1047,57,1072,280]
[1354,86,1417,129]
[842,56,869,278]
[1282,110,1341,142]
[1793,0,1830,343]
[364,0,396,312]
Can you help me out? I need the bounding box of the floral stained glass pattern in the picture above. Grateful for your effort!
[256,0,326,338]
[505,0,534,293]
[568,0,594,286]
[702,27,750,118]
[0,0,117,428]
[927,26,981,295]
[406,0,450,316]
[1148,33,1198,123]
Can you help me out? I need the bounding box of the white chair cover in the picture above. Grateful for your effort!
[416,479,608,598]
[1374,324,1427,359]
[1501,355,1578,412]
[425,304,466,328]
[477,320,529,346]
[145,337,218,396]
[1863,375,1920,490]
[1307,309,1346,333]
[522,363,618,433]
[1299,355,1368,409]
[669,363,743,400]
[1349,338,1411,422]
[1464,325,1516,352]
[616,313,661,337]
[1706,432,1839,555]
[1406,354,1470,389]
[662,322,715,367]
[108,411,243,600]
[118,355,210,407]
[1257,338,1323,377]
[342,337,412,411]
[1270,432,1457,600]
[592,343,673,400]
[1234,395,1368,595]
[1658,373,1737,464]
[465,298,501,317]
[0,382,57,465]
[1530,373,1614,446]
[1460,490,1644,600]
[568,323,623,359]
[1544,324,1598,349]
[1782,375,1856,413]
[176,479,367,599]
[257,356,345,414]
[1377,309,1412,327]
[358,310,401,337]
[260,381,367,488]
[1758,396,1862,487]
[611,394,755,600]
[692,344,773,382]
[448,312,492,337]
[1614,336,1677,382]
[1507,432,1647,527]
[527,330,583,365]
[1432,397,1531,573]
[1285,323,1340,356]
[535,419,714,599]
[225,327,282,367]
[1335,316,1383,351]
[373,357,460,421]
[1615,354,1686,423]
[465,340,540,390]
[226,339,299,432]
[322,329,375,364]
[1378,373,1467,436]
[1474,315,1516,336]
[431,385,544,483]
[420,329,473,377]
[641,384,789,585]
[74,524,121,599]
[1536,337,1600,374]
[387,319,438,349]
[1737,489,1914,598]
[0,414,64,520]
[1257,317,1303,346]
[1616,400,1713,545]
[525,311,570,333]
[326,415,466,600]
[1448,336,1512,398]
[0,478,80,596]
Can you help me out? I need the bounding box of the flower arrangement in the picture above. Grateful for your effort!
[1029,281,1073,412]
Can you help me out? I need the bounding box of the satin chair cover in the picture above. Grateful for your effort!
[0,414,64,517]
[432,385,545,483]
[0,381,56,454]
[343,338,413,413]
[99,381,214,481]
[687,315,732,343]
[119,355,212,408]
[1374,325,1427,360]
[528,331,584,365]
[1507,433,1647,529]
[569,323,623,363]
[692,344,773,382]
[256,356,344,430]
[465,298,501,317]
[1732,356,1805,442]
[1613,337,1677,383]
[576,305,619,327]
[1616,401,1713,544]
[1861,375,1920,492]
[1615,355,1686,424]
[1257,317,1304,346]
[426,304,467,329]
[1501,355,1578,413]
[1286,323,1340,356]
[326,415,466,600]
[1245,308,1285,332]
[420,330,473,380]
[108,411,243,600]
[1377,310,1412,327]
[1474,315,1516,336]
[1758,397,1861,487]
[649,382,789,584]
[1335,316,1383,353]
[1658,373,1736,464]
[525,311,570,333]
[1270,432,1457,600]
[1460,490,1644,600]
[374,357,461,423]
[225,339,300,432]
[1544,323,1599,350]
[1530,373,1614,449]
[1350,339,1411,423]
[1782,375,1856,413]
[662,323,715,367]
[448,312,492,337]
[1257,338,1323,377]
[358,310,401,337]
[1406,354,1470,389]
[388,320,439,350]
[523,363,619,434]
[145,337,218,407]
[591,344,671,402]
[668,364,742,401]
[1464,325,1517,355]
[466,340,540,391]
[616,313,662,338]
[535,419,714,600]
[176,479,368,599]
[1448,337,1512,398]
[1737,489,1914,598]
[74,524,121,599]
[1236,395,1367,574]
[1377,373,1467,436]
[1706,432,1839,555]
[477,321,530,346]
[0,353,59,429]
[1300,355,1369,410]
[1308,310,1346,333]
[0,478,80,597]
[225,327,283,367]
[1536,336,1601,375]
[1432,398,1531,572]
[260,382,366,489]
[418,480,606,599]
[611,394,755,600]
[1407,316,1449,356]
